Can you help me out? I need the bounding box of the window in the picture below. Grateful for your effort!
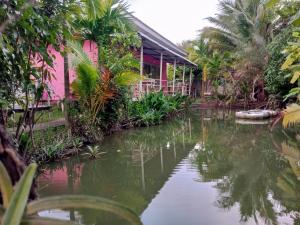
[144,63,160,79]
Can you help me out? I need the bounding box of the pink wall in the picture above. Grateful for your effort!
[45,42,168,101]
[45,40,98,101]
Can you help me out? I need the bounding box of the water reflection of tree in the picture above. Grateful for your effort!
[76,117,195,225]
[195,116,300,225]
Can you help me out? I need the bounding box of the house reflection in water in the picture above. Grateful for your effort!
[38,118,192,225]
[37,110,300,225]
[39,163,83,195]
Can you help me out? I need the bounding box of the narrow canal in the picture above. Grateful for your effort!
[37,110,300,225]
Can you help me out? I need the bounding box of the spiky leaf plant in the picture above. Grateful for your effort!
[82,145,106,159]
[0,162,142,225]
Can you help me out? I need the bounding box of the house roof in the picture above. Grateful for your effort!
[130,15,197,68]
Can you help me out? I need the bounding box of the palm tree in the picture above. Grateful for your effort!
[60,0,103,131]
[78,0,139,70]
[66,0,142,130]
[202,0,275,101]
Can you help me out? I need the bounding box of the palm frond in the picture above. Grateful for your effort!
[68,40,93,68]
[83,0,103,21]
[206,17,232,33]
[283,104,300,128]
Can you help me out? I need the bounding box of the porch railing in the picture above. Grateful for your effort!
[132,79,191,99]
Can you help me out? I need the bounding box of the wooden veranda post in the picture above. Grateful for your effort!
[189,68,193,96]
[139,44,144,97]
[160,52,163,91]
[182,64,186,95]
[172,59,177,95]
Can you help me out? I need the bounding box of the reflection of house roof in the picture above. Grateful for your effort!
[130,15,197,67]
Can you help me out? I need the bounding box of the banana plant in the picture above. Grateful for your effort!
[0,162,142,225]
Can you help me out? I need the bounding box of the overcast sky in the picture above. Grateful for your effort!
[128,0,220,45]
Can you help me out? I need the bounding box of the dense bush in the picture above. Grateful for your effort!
[97,87,131,132]
[128,92,189,126]
[69,102,104,143]
[68,92,189,138]
[264,28,293,97]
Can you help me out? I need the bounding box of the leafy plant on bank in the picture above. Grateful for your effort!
[82,145,106,159]
[68,38,141,137]
[128,92,189,127]
[0,162,142,225]
[27,126,84,164]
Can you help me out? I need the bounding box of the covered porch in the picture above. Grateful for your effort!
[131,15,197,98]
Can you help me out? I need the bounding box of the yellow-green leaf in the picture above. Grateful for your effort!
[281,54,296,70]
[114,72,144,87]
[0,162,13,209]
[283,104,300,128]
[290,71,300,84]
[1,163,37,225]
[264,0,280,8]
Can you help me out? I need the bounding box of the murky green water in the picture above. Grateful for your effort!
[38,110,300,225]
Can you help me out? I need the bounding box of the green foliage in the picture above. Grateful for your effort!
[78,0,141,73]
[40,140,66,162]
[128,92,189,126]
[0,162,142,225]
[74,63,99,101]
[69,41,111,95]
[83,145,106,159]
[282,28,300,127]
[265,0,300,127]
[114,71,142,86]
[0,0,77,151]
[0,163,13,209]
[264,27,293,96]
[1,164,37,225]
[0,0,64,101]
[25,126,85,164]
[186,0,278,101]
[69,0,142,134]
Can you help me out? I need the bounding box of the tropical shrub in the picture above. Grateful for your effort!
[97,87,132,132]
[202,0,275,101]
[265,0,300,127]
[264,27,293,97]
[68,0,142,134]
[68,39,142,136]
[281,28,300,127]
[128,92,189,126]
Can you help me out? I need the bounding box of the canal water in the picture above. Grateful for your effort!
[38,109,300,225]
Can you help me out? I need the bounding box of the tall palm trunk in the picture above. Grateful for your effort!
[63,0,70,132]
[63,46,71,130]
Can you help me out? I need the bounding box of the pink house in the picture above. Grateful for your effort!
[46,41,98,101]
[46,15,197,102]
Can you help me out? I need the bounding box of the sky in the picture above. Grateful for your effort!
[127,0,220,45]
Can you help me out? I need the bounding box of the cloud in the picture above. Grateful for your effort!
[128,0,219,44]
